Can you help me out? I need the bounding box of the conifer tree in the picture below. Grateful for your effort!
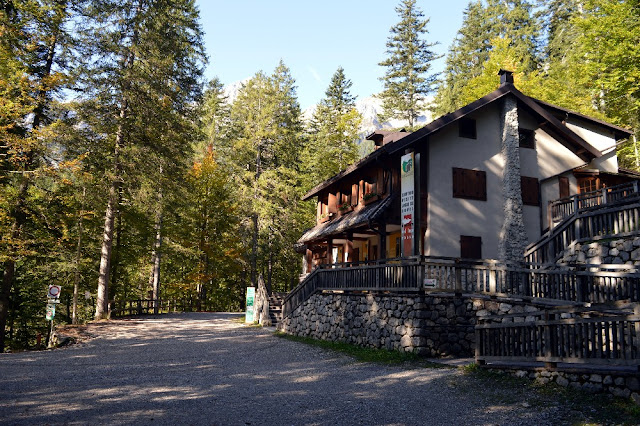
[305,67,362,186]
[433,0,540,115]
[378,0,440,128]
[229,62,306,291]
[74,0,205,319]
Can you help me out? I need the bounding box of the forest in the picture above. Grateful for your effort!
[1,0,639,351]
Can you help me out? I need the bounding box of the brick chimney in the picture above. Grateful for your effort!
[498,69,514,86]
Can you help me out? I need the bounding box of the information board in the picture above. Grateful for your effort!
[245,287,255,323]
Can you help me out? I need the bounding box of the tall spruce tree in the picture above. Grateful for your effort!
[229,61,306,291]
[433,0,540,115]
[305,67,362,186]
[75,0,205,319]
[378,0,440,128]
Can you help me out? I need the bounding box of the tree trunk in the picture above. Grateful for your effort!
[95,108,126,320]
[72,188,85,324]
[151,209,162,314]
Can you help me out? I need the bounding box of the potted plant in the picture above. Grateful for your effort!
[363,192,379,205]
[337,202,354,215]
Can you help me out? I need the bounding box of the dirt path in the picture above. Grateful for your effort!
[0,313,597,425]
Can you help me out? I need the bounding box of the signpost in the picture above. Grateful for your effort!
[245,287,255,323]
[45,285,61,347]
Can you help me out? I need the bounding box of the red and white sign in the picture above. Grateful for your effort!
[47,285,61,299]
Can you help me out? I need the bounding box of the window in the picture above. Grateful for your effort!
[519,128,535,149]
[460,235,482,259]
[559,176,570,199]
[459,117,477,139]
[577,176,599,194]
[521,176,540,206]
[452,168,486,201]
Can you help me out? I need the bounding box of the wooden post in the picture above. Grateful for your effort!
[327,239,334,267]
[455,259,462,295]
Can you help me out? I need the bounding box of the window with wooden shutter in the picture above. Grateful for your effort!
[559,176,570,199]
[460,235,482,259]
[521,176,540,206]
[459,117,477,139]
[452,168,487,201]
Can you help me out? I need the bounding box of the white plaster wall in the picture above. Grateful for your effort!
[565,118,618,153]
[425,104,504,259]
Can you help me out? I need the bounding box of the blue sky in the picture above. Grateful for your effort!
[196,0,472,109]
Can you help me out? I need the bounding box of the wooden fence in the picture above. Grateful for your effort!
[549,182,640,226]
[281,257,640,318]
[526,201,640,264]
[109,298,211,318]
[476,305,640,367]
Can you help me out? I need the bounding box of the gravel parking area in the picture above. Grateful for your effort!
[0,313,584,425]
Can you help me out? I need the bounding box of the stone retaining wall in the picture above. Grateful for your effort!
[559,236,640,265]
[487,366,640,405]
[278,291,559,357]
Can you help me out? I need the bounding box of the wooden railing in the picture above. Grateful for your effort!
[109,298,208,318]
[476,305,640,367]
[549,181,640,226]
[526,201,640,263]
[281,257,640,318]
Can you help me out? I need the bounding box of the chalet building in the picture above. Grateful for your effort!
[296,70,636,272]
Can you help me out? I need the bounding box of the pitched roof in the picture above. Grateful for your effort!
[303,83,616,201]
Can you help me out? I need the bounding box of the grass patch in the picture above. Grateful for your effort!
[274,332,446,367]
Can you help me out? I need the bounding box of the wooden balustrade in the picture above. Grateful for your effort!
[476,306,640,367]
[281,257,640,318]
[526,201,640,264]
[109,298,208,318]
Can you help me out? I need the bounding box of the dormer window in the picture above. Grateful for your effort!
[459,117,477,139]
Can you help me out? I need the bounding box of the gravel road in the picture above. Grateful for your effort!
[0,312,560,425]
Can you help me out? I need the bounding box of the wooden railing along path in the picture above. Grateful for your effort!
[526,182,640,264]
[109,298,211,318]
[281,257,640,318]
[476,305,640,368]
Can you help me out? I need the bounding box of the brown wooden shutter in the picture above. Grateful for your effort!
[475,170,486,200]
[460,235,482,259]
[521,176,540,206]
[452,168,462,198]
[559,176,570,198]
[453,168,486,200]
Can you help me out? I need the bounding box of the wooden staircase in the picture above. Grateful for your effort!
[268,292,286,326]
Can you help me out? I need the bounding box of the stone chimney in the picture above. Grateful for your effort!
[498,69,514,86]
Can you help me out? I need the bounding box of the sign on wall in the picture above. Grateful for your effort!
[245,287,255,323]
[400,152,415,257]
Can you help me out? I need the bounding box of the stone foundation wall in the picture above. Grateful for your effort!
[559,237,640,266]
[489,367,640,405]
[278,291,554,357]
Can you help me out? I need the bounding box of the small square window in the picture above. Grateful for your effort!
[459,117,477,139]
[519,128,535,149]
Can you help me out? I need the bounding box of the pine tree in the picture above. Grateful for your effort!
[433,0,541,115]
[228,61,306,291]
[75,0,205,319]
[305,67,361,186]
[378,0,440,128]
